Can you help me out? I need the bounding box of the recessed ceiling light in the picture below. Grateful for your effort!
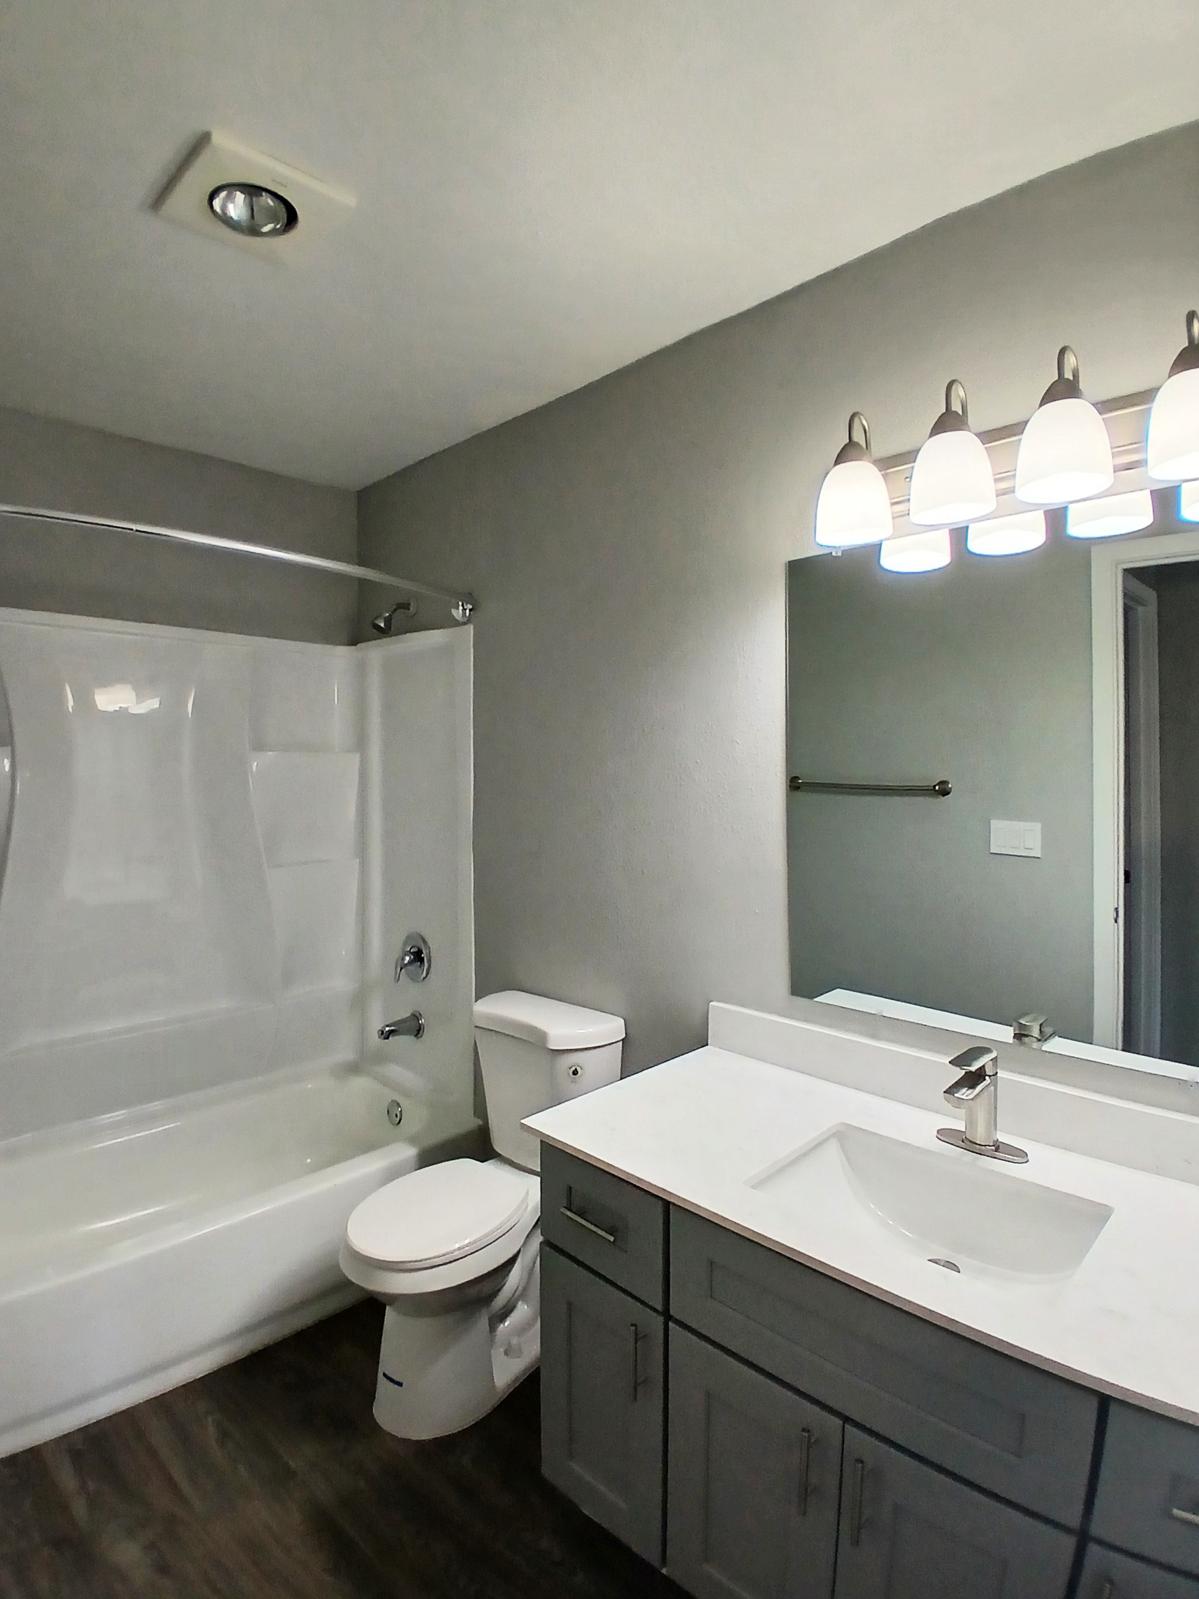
[208,182,297,238]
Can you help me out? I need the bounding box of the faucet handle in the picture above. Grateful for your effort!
[948,1045,998,1076]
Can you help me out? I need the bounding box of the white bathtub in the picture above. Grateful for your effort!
[0,1065,480,1457]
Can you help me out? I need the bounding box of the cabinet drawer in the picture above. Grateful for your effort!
[671,1208,1097,1526]
[835,1426,1076,1599]
[1077,1542,1199,1598]
[541,1146,666,1309]
[541,1246,665,1564]
[1092,1403,1199,1577]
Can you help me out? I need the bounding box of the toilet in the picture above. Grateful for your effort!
[340,990,624,1439]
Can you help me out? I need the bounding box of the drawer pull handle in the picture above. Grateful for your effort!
[629,1322,644,1403]
[797,1427,812,1516]
[848,1458,866,1548]
[1170,1506,1199,1528]
[560,1205,618,1246]
[1099,1582,1115,1599]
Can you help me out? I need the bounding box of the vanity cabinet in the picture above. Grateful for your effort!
[540,1244,665,1564]
[540,1148,1198,1599]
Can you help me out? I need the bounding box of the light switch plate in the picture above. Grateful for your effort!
[990,819,1042,858]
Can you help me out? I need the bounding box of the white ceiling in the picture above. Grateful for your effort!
[0,2,1195,489]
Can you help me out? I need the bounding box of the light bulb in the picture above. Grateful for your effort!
[909,380,995,526]
[1015,346,1113,506]
[1147,312,1199,482]
[1066,489,1154,540]
[879,528,951,573]
[966,510,1046,557]
[814,412,893,549]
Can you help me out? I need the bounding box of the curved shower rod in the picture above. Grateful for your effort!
[0,501,475,623]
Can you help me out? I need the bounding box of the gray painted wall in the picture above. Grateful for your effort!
[0,407,357,643]
[357,123,1199,1073]
[786,538,1093,1039]
[1154,564,1199,1065]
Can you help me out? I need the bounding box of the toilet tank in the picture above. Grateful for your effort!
[473,991,625,1171]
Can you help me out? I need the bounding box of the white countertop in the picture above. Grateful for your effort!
[526,1022,1199,1425]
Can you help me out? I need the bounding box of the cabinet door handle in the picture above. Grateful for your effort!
[797,1428,812,1516]
[1171,1506,1199,1528]
[629,1322,644,1403]
[560,1205,618,1246]
[1099,1581,1115,1599]
[848,1458,866,1548]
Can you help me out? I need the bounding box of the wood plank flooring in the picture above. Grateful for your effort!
[0,1301,683,1599]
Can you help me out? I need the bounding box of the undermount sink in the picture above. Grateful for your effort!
[749,1123,1113,1281]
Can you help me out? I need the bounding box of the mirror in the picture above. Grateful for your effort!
[786,505,1199,1082]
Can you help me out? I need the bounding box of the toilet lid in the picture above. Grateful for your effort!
[346,1159,531,1268]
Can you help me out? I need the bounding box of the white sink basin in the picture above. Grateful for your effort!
[749,1123,1113,1281]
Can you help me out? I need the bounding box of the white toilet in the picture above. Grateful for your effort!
[340,990,624,1439]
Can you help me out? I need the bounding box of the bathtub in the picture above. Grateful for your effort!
[0,1064,480,1457]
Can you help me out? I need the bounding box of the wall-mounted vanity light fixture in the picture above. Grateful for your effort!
[817,311,1199,576]
[814,412,893,549]
[1014,346,1114,506]
[909,380,995,526]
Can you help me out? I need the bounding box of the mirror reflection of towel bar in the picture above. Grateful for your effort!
[788,777,952,797]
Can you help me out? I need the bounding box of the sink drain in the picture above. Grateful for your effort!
[928,1257,961,1273]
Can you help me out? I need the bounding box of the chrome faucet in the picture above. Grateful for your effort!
[1013,1012,1055,1049]
[378,1011,425,1042]
[936,1045,1028,1164]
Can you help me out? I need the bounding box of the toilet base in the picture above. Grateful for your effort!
[371,1243,540,1440]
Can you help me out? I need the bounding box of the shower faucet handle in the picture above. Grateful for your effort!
[395,932,431,984]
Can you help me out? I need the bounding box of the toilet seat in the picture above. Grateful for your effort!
[340,1159,540,1298]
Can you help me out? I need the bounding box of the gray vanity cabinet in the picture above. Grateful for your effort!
[833,1427,1076,1599]
[667,1325,841,1599]
[540,1244,665,1564]
[1092,1403,1199,1578]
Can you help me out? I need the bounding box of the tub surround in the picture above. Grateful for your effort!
[526,1003,1199,1425]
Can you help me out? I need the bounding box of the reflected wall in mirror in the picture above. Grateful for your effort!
[786,507,1199,1081]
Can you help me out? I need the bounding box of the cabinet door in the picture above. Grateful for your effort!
[668,1326,840,1599]
[834,1427,1076,1599]
[540,1245,664,1564]
[1078,1542,1199,1598]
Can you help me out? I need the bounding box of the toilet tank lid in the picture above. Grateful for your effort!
[474,990,625,1049]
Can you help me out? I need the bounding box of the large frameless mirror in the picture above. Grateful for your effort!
[786,501,1199,1084]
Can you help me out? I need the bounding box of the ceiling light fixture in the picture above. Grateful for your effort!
[965,509,1047,557]
[814,412,893,549]
[208,182,298,238]
[1180,481,1199,523]
[909,380,995,526]
[1065,488,1154,540]
[879,528,952,573]
[1147,310,1199,483]
[1015,346,1113,506]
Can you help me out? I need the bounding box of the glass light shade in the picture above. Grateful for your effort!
[1066,489,1154,540]
[879,528,951,573]
[1180,480,1199,523]
[814,458,893,548]
[909,429,996,525]
[1147,368,1199,482]
[965,510,1046,557]
[1015,397,1114,505]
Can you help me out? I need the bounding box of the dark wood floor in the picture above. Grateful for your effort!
[0,1301,682,1599]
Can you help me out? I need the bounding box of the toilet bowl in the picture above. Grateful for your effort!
[341,991,624,1439]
